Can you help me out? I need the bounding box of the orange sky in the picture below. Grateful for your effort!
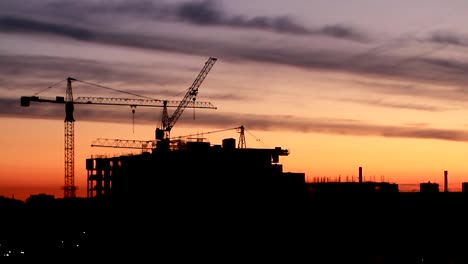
[2,115,468,201]
[2,1,468,200]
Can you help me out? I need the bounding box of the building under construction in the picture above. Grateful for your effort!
[86,137,306,208]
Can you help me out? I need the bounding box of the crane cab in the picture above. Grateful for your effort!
[20,96,31,107]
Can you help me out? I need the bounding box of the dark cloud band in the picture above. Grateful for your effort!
[2,97,468,143]
[0,16,94,40]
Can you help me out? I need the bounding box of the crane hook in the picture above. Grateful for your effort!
[192,98,196,120]
[131,105,136,134]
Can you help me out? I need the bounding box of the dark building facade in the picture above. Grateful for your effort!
[86,138,306,208]
[420,182,439,193]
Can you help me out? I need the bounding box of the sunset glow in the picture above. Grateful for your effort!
[2,0,468,200]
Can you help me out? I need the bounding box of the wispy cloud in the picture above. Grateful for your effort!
[347,79,468,104]
[337,97,450,112]
[3,49,468,109]
[0,16,93,40]
[0,54,242,107]
[40,0,368,42]
[3,97,468,143]
[174,1,367,41]
[2,1,468,103]
[429,30,468,47]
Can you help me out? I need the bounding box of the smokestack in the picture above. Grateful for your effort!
[359,166,363,184]
[444,170,448,192]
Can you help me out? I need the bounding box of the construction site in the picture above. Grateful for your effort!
[6,57,468,261]
[18,56,306,204]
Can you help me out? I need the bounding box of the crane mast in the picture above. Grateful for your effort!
[156,57,217,145]
[64,77,76,198]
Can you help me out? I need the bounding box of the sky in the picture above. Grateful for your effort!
[2,0,468,200]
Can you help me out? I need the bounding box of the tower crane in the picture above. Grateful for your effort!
[19,57,217,198]
[91,125,248,150]
[156,57,217,148]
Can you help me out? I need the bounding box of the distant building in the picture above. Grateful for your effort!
[306,181,399,195]
[420,182,439,193]
[462,182,468,193]
[25,193,55,207]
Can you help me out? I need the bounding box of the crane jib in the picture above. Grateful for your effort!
[18,57,218,198]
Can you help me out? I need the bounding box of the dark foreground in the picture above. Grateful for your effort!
[2,191,468,262]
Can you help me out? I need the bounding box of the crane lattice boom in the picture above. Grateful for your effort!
[21,96,217,109]
[158,57,217,141]
[91,138,156,150]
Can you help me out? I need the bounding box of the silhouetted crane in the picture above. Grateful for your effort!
[156,57,217,148]
[91,125,252,150]
[19,57,217,198]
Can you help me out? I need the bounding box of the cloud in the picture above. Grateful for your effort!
[0,16,94,40]
[0,16,220,57]
[318,24,366,42]
[1,0,368,42]
[189,2,363,41]
[421,57,468,75]
[0,54,245,104]
[182,113,468,143]
[429,31,468,47]
[167,1,368,41]
[0,54,196,95]
[347,79,468,105]
[3,97,468,143]
[2,3,468,102]
[337,97,449,112]
[176,0,223,25]
[200,93,247,101]
[3,50,468,111]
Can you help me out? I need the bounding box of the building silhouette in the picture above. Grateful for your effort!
[85,137,306,208]
[4,139,468,261]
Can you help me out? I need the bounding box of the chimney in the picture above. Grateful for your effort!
[444,170,448,192]
[359,166,363,184]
